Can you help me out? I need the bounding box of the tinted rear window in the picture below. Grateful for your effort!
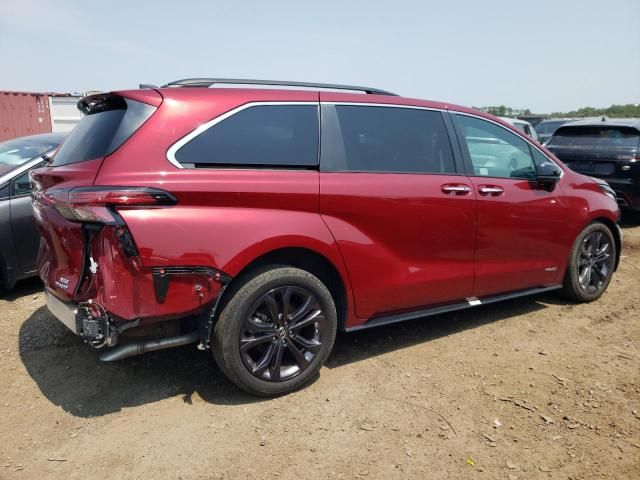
[321,105,455,173]
[53,98,156,166]
[549,126,640,148]
[174,105,319,167]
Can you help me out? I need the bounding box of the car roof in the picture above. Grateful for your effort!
[538,118,576,123]
[150,86,507,125]
[118,84,538,147]
[559,117,640,130]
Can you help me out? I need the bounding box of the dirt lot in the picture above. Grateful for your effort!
[1,218,639,480]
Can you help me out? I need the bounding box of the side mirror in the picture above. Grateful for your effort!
[536,162,562,185]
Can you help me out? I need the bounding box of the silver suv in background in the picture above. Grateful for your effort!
[499,117,539,142]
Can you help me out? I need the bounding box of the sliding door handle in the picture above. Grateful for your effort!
[478,186,504,196]
[441,184,471,195]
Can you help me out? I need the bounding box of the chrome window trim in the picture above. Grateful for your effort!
[166,100,562,177]
[321,101,442,113]
[450,110,564,177]
[165,101,318,169]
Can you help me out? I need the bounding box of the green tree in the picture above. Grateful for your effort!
[482,103,640,119]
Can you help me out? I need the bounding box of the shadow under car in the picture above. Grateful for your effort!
[19,293,555,417]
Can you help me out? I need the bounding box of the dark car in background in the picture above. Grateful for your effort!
[536,119,575,144]
[0,133,66,289]
[546,118,640,210]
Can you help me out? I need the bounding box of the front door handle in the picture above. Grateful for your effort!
[441,184,471,195]
[478,185,504,196]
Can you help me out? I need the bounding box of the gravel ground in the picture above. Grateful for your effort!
[1,216,639,479]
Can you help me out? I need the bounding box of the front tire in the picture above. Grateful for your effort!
[561,222,616,302]
[213,266,337,396]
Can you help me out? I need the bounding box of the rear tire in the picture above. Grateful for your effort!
[213,266,337,396]
[561,222,616,302]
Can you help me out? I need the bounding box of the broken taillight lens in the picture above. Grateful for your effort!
[36,187,177,224]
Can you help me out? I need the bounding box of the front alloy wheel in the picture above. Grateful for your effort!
[577,231,613,294]
[562,222,616,302]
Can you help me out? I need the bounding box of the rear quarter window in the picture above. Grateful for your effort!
[172,104,319,168]
[53,98,156,166]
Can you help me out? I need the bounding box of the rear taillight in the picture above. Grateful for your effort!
[35,187,177,224]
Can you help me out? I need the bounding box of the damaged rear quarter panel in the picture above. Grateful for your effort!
[111,169,356,326]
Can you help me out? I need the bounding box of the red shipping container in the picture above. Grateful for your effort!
[0,91,53,142]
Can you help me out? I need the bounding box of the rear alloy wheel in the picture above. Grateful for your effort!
[240,286,326,382]
[213,267,337,396]
[562,222,616,302]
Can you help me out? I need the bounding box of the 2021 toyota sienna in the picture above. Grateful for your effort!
[31,78,621,396]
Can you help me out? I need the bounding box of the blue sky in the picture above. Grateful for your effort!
[1,0,638,112]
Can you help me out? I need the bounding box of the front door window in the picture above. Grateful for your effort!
[456,115,537,180]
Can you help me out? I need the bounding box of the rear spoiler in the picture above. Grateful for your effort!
[78,90,163,114]
[77,93,126,115]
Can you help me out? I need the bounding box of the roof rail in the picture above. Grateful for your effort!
[160,78,397,96]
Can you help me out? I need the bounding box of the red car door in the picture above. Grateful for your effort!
[451,113,571,298]
[319,99,476,320]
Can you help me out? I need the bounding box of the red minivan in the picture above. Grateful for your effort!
[32,79,621,396]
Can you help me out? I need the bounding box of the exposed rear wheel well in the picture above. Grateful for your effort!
[217,248,347,330]
[591,217,621,270]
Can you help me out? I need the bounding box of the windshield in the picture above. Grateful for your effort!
[548,126,640,148]
[0,137,59,177]
[536,120,570,135]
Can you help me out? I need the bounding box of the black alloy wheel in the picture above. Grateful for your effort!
[562,222,616,302]
[577,230,614,294]
[213,266,337,396]
[239,286,326,382]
